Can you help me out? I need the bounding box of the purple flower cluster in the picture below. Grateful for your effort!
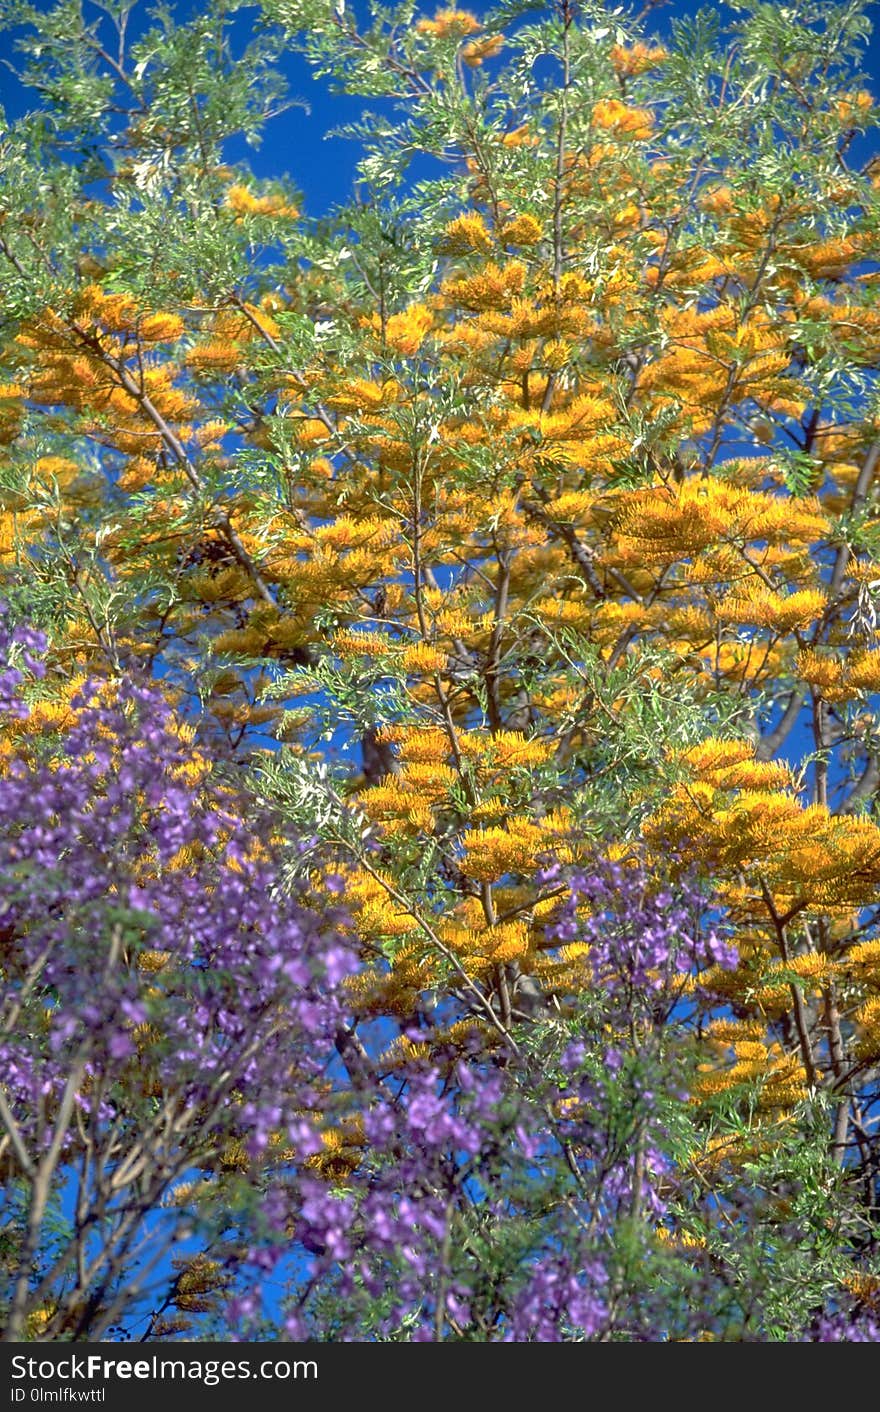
[290,1064,506,1337]
[218,859,744,1341]
[809,1313,880,1342]
[0,614,358,1339]
[503,1257,607,1342]
[542,858,738,995]
[0,669,354,1160]
[273,1037,656,1340]
[0,605,45,718]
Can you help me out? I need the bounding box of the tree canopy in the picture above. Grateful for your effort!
[3,0,880,1341]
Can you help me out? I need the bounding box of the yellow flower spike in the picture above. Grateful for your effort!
[399,642,449,674]
[226,184,298,219]
[415,8,482,38]
[609,42,668,77]
[462,34,504,66]
[139,312,185,342]
[591,98,654,140]
[382,304,434,355]
[439,213,494,254]
[848,652,880,692]
[501,213,543,246]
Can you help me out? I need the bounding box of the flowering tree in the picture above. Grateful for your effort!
[4,0,880,1339]
[0,615,876,1341]
[0,609,360,1340]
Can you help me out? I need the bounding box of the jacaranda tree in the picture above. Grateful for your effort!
[3,0,880,1339]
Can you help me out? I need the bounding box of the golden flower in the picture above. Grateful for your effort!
[416,8,482,38]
